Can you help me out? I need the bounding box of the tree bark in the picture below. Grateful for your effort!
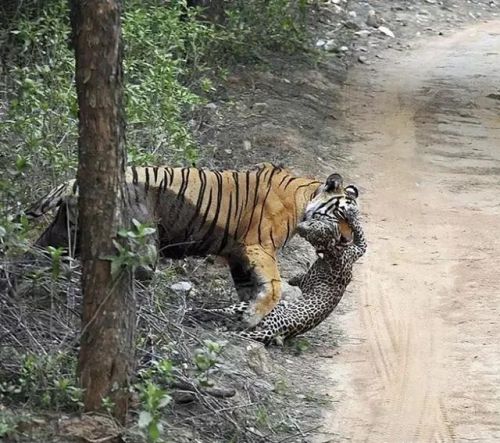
[71,0,134,423]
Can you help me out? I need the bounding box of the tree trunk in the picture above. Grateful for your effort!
[71,0,134,423]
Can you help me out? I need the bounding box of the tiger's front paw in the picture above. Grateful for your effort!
[242,304,264,328]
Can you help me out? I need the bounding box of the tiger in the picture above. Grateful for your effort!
[25,163,354,326]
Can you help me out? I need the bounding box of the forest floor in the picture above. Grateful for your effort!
[2,1,500,442]
[197,1,500,442]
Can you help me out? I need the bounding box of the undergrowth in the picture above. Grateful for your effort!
[0,1,314,441]
[0,0,310,213]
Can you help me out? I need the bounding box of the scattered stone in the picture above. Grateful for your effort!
[348,10,357,18]
[378,25,395,38]
[243,140,252,151]
[324,39,337,52]
[354,30,371,38]
[316,39,326,48]
[205,102,217,110]
[170,281,193,293]
[344,20,361,30]
[245,343,273,375]
[358,55,368,64]
[366,10,383,28]
[339,45,349,52]
[253,102,269,112]
[487,93,500,100]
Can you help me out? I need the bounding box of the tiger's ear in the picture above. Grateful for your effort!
[345,185,359,199]
[324,173,344,193]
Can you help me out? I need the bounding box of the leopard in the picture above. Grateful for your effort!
[202,187,367,345]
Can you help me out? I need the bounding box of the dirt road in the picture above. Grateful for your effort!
[317,22,500,442]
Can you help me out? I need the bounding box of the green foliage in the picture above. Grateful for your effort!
[223,0,309,58]
[136,359,174,443]
[193,339,224,386]
[0,0,310,212]
[0,215,30,255]
[107,218,157,277]
[0,352,83,411]
[138,382,172,443]
[0,411,18,439]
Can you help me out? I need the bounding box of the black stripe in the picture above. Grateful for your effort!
[198,187,214,234]
[232,172,240,221]
[244,171,251,208]
[132,166,138,185]
[162,169,169,193]
[284,219,291,245]
[185,169,208,238]
[200,171,223,249]
[145,168,150,194]
[131,166,139,204]
[257,167,279,243]
[155,179,164,211]
[270,228,276,249]
[166,167,174,187]
[278,174,290,187]
[153,166,159,184]
[176,168,190,202]
[283,176,298,189]
[243,167,265,238]
[218,189,233,254]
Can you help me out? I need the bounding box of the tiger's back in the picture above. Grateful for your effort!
[125,164,321,258]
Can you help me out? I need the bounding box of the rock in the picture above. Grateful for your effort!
[339,45,349,52]
[366,10,383,28]
[354,30,371,38]
[324,39,337,52]
[358,55,368,64]
[344,20,361,30]
[282,281,302,303]
[253,102,269,112]
[348,10,357,18]
[245,343,273,375]
[170,281,193,293]
[243,140,252,151]
[316,39,326,48]
[205,102,217,110]
[378,25,395,38]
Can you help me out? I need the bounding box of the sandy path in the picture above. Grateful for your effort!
[316,22,500,442]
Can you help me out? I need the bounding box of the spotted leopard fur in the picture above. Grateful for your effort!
[206,202,366,345]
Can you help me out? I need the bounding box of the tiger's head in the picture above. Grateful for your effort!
[303,173,359,247]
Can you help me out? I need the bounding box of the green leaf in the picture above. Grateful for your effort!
[158,394,171,408]
[138,410,153,429]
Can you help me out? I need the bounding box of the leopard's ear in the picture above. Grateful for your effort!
[324,173,344,193]
[344,185,359,199]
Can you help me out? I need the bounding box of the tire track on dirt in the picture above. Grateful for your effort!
[315,21,500,443]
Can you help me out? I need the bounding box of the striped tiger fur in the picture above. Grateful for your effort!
[25,163,353,326]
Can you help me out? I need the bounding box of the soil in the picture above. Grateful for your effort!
[199,1,500,441]
[314,19,500,443]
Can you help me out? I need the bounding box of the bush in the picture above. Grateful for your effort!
[0,0,310,214]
